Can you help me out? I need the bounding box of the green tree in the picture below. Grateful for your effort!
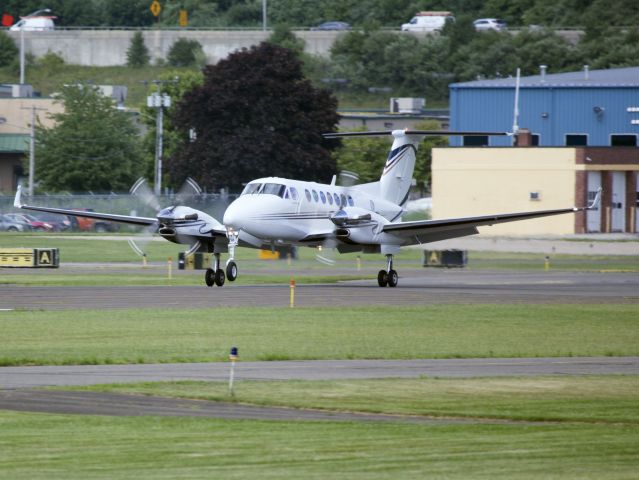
[333,134,389,184]
[169,42,340,191]
[34,85,142,193]
[0,30,18,67]
[268,24,305,57]
[126,31,150,67]
[167,38,205,67]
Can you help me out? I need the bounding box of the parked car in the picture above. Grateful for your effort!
[30,212,72,231]
[473,18,507,31]
[69,208,120,233]
[311,21,352,31]
[0,214,31,232]
[3,213,53,231]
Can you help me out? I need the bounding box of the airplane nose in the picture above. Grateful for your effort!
[223,201,240,229]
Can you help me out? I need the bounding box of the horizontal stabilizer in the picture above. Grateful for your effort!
[324,130,510,138]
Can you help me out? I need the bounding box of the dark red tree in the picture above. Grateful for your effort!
[168,42,340,192]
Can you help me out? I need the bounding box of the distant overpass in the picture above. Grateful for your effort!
[6,28,584,67]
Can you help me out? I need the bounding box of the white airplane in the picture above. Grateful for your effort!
[14,129,601,287]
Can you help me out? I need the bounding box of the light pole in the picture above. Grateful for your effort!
[146,81,173,196]
[19,8,52,85]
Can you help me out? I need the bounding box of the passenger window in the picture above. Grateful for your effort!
[327,192,333,205]
[340,194,347,207]
[290,187,299,201]
[347,195,354,206]
[305,189,311,202]
[333,193,340,206]
[319,191,326,204]
[312,190,319,202]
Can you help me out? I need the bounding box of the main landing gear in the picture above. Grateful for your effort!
[377,254,398,288]
[205,230,240,287]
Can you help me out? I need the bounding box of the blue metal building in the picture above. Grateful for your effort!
[449,66,639,147]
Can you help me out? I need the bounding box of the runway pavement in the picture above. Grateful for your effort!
[2,270,638,310]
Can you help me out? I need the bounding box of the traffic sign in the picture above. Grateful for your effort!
[150,1,161,17]
[179,10,188,27]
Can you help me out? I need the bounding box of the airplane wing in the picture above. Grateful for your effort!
[14,185,157,227]
[383,189,602,245]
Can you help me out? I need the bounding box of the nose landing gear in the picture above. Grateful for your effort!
[377,254,398,287]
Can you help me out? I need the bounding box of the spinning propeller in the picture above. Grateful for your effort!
[127,177,204,259]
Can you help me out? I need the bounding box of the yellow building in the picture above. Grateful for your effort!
[0,97,62,193]
[432,143,639,235]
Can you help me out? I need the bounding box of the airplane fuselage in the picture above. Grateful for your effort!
[222,176,403,247]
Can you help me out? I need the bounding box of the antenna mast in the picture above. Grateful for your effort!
[512,67,521,135]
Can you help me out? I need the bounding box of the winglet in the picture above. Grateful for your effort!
[13,185,23,209]
[587,187,603,210]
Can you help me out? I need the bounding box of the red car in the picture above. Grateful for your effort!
[3,213,54,231]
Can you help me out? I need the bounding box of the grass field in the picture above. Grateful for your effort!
[0,410,637,479]
[1,305,637,366]
[79,375,639,424]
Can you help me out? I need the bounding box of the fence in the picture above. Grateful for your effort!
[0,192,238,231]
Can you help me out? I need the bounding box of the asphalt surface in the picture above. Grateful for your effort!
[3,357,638,389]
[1,270,638,310]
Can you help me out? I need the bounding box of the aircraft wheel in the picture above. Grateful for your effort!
[226,261,238,281]
[205,268,215,287]
[214,268,226,287]
[387,269,398,288]
[377,269,388,287]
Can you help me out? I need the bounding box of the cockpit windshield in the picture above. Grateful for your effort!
[240,182,287,198]
[241,183,262,195]
[261,183,286,197]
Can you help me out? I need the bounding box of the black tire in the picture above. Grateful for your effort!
[226,261,238,281]
[377,269,388,287]
[214,268,225,287]
[205,268,215,287]
[7,227,18,232]
[387,269,398,287]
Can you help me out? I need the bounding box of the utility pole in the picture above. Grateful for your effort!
[21,105,47,196]
[146,80,174,196]
[262,0,267,31]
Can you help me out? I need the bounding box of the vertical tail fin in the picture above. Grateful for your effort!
[379,130,422,206]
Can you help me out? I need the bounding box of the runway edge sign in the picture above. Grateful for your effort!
[0,248,59,268]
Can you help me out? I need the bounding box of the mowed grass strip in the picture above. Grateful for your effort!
[1,305,637,365]
[0,411,638,480]
[80,376,639,424]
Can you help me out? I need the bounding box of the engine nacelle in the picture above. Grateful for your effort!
[330,207,373,227]
[332,209,390,244]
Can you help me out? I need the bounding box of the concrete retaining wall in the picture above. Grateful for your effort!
[6,30,343,66]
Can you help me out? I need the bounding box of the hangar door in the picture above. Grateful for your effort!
[611,172,626,232]
[587,171,601,232]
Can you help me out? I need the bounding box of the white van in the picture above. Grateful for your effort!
[401,11,454,32]
[10,15,55,31]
